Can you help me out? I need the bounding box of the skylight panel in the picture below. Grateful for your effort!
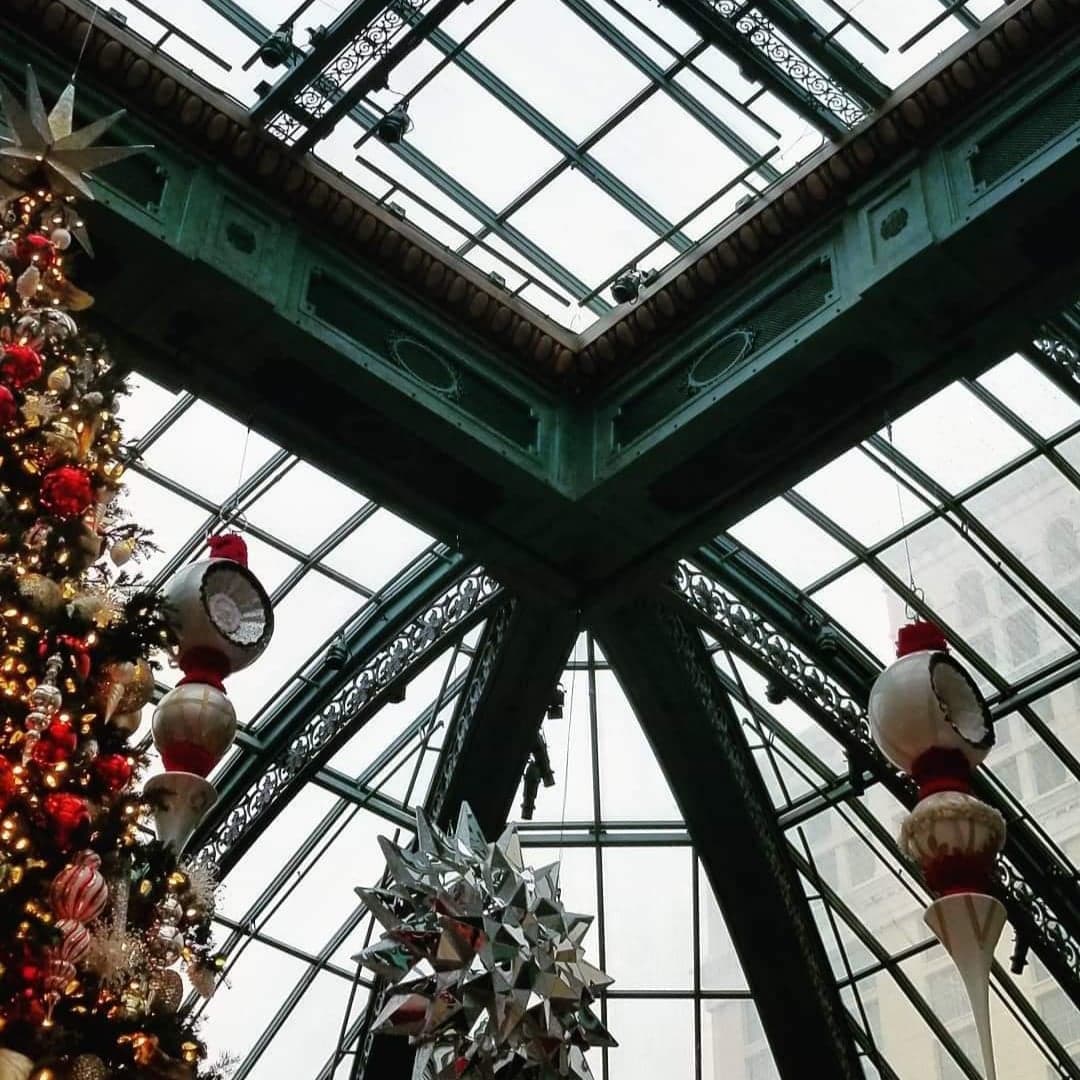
[977,355,1080,438]
[729,499,852,589]
[508,169,680,287]
[881,384,1031,494]
[590,93,751,223]
[140,399,280,503]
[393,61,564,211]
[245,461,371,553]
[466,0,650,142]
[322,507,435,590]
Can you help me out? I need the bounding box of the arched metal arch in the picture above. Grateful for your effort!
[671,545,1080,1006]
[192,555,501,873]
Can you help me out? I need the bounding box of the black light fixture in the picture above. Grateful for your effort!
[764,680,786,705]
[387,683,407,704]
[520,734,556,820]
[611,268,643,305]
[611,268,656,305]
[375,103,414,146]
[547,684,565,720]
[1010,930,1030,976]
[256,25,294,68]
[324,636,349,673]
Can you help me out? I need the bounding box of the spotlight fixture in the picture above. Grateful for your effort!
[387,683,407,704]
[256,25,294,68]
[611,268,656,305]
[764,680,786,705]
[324,636,349,673]
[520,735,556,820]
[1010,931,1030,976]
[547,684,565,720]
[375,103,414,146]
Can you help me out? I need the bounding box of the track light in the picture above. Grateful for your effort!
[375,103,414,146]
[256,26,294,68]
[547,685,565,720]
[324,637,349,673]
[611,268,656,305]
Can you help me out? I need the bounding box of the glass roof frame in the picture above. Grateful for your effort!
[91,0,1015,326]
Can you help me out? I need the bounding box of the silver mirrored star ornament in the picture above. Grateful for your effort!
[356,804,616,1080]
[0,67,151,250]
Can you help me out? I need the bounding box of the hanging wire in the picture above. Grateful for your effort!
[72,4,101,83]
[885,418,925,619]
[556,635,581,865]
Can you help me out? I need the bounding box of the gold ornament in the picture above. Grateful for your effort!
[20,393,58,427]
[46,368,70,393]
[147,968,183,1014]
[17,573,63,615]
[69,591,120,628]
[97,659,154,722]
[43,421,79,460]
[109,710,141,735]
[108,537,136,567]
[0,1048,34,1080]
[69,1056,106,1080]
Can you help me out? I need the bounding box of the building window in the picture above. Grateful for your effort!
[747,1049,780,1080]
[1029,744,1069,796]
[1039,987,1080,1046]
[846,840,876,887]
[934,1024,979,1080]
[1005,612,1039,668]
[994,714,1012,748]
[927,968,969,1024]
[742,1001,764,1046]
[1046,517,1079,578]
[956,571,989,625]
[994,756,1022,799]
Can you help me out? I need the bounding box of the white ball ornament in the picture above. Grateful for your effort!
[868,622,992,775]
[0,239,17,260]
[49,228,71,251]
[152,684,237,776]
[109,536,137,566]
[0,1048,34,1080]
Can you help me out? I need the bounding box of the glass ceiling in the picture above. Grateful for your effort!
[91,0,1008,328]
[111,332,1080,1077]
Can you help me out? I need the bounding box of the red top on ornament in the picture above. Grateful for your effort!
[208,532,248,567]
[896,620,947,657]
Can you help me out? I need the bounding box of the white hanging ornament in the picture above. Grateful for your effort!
[109,535,137,566]
[153,683,237,776]
[0,239,17,261]
[868,619,1004,1080]
[49,227,71,251]
[0,1048,33,1080]
[15,265,39,301]
[46,366,71,392]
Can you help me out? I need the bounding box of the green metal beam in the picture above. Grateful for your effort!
[590,594,864,1079]
[672,551,1080,1005]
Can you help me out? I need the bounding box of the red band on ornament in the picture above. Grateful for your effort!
[922,851,998,896]
[208,532,249,567]
[912,747,973,798]
[178,647,231,692]
[161,741,218,777]
[896,620,948,657]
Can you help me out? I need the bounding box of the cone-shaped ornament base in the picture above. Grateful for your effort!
[924,893,1007,1080]
[143,771,218,853]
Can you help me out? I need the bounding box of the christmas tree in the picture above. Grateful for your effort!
[0,69,274,1080]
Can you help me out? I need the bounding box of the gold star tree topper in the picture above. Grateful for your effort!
[0,66,151,248]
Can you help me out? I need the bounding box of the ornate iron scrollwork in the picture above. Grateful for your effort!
[672,559,1080,996]
[427,599,515,821]
[712,1,865,128]
[198,568,501,865]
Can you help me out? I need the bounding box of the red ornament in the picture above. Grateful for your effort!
[16,233,57,268]
[32,720,77,765]
[208,532,249,567]
[18,960,42,986]
[0,756,16,804]
[40,465,94,519]
[1,343,42,389]
[93,753,132,794]
[44,793,90,850]
[54,918,92,963]
[51,850,108,921]
[0,384,16,426]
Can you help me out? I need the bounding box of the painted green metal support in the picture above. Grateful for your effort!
[591,594,864,1079]
[190,556,498,871]
[673,550,1080,1005]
